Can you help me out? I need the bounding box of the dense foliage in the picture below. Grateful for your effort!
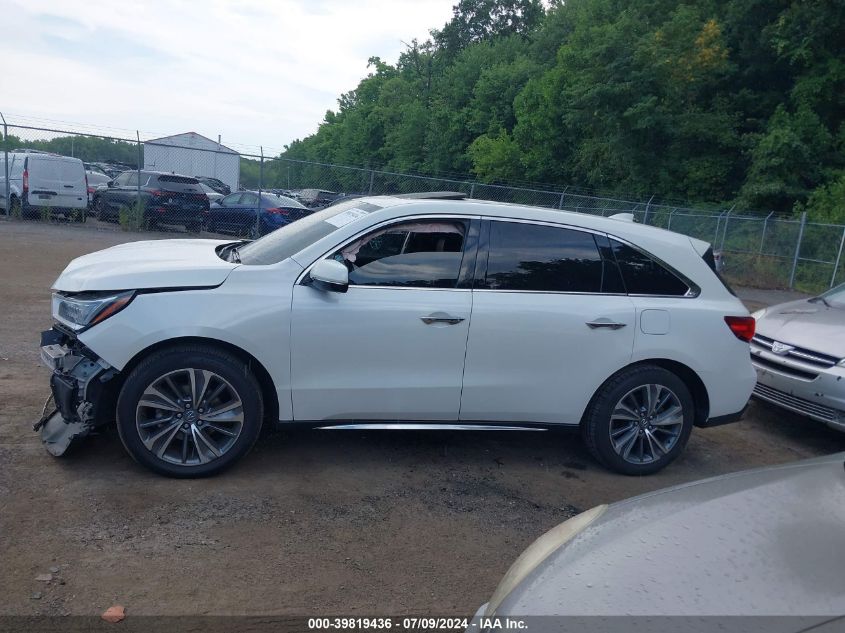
[281,0,845,220]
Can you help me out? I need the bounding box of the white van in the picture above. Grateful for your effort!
[0,151,88,220]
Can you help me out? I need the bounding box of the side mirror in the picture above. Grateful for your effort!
[107,180,115,187]
[310,259,349,293]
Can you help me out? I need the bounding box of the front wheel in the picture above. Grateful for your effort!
[116,345,264,477]
[581,365,694,475]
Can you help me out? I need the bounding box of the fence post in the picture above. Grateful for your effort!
[558,186,568,210]
[136,131,142,225]
[1,112,9,217]
[788,211,807,289]
[831,226,845,288]
[720,206,734,250]
[667,208,675,231]
[469,182,475,199]
[643,195,654,225]
[368,170,375,195]
[255,147,264,238]
[713,211,724,243]
[759,211,773,254]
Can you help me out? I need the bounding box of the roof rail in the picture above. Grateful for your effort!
[395,191,468,200]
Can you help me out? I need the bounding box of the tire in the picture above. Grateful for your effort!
[94,197,110,221]
[581,365,694,475]
[116,345,264,478]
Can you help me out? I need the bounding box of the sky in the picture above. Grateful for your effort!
[0,0,455,154]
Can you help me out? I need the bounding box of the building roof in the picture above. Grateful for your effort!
[144,132,238,154]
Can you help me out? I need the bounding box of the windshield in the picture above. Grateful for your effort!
[236,199,383,265]
[818,282,845,308]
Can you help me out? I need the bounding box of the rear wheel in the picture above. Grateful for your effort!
[116,345,264,477]
[581,365,694,475]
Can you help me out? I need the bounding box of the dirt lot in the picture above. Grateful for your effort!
[1,219,844,618]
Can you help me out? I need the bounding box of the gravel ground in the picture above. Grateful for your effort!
[1,218,843,618]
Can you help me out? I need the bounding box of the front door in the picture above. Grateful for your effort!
[290,217,479,421]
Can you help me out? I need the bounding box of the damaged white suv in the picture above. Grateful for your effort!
[38,196,756,477]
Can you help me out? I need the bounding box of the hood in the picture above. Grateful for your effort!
[53,239,239,292]
[756,298,845,358]
[503,453,845,616]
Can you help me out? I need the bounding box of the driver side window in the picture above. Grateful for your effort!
[332,220,468,289]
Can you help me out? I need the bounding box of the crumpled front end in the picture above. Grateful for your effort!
[35,327,120,456]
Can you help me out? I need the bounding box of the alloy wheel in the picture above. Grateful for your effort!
[135,368,244,466]
[608,384,684,464]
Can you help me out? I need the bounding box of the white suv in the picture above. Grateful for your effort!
[38,196,756,477]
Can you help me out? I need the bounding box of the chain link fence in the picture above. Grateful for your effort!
[2,119,844,294]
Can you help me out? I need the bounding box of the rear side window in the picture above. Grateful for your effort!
[483,221,607,293]
[703,246,736,296]
[609,239,690,296]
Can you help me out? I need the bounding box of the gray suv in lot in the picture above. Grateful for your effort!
[92,170,209,232]
[750,283,845,431]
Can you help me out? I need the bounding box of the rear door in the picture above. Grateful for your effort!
[460,219,636,424]
[29,156,86,210]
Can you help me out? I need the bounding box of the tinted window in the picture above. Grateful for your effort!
[335,220,467,289]
[240,193,259,206]
[610,239,690,296]
[484,222,604,293]
[221,193,242,205]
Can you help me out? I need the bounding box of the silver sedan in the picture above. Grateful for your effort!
[750,283,845,431]
[473,453,845,630]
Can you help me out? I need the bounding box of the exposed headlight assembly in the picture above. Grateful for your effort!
[52,290,135,331]
[484,504,607,616]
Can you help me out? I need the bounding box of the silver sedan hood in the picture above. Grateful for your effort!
[501,453,845,616]
[756,299,845,358]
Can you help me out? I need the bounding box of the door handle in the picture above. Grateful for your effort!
[420,314,465,325]
[586,319,627,330]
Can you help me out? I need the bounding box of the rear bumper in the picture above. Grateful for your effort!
[696,405,747,428]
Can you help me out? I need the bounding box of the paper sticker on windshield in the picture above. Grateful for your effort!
[325,208,369,228]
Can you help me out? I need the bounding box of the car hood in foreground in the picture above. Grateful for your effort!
[756,299,845,358]
[501,453,845,616]
[53,239,239,292]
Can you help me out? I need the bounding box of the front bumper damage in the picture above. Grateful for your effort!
[35,327,119,456]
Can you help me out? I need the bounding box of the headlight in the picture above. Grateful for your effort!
[484,504,607,616]
[52,290,134,331]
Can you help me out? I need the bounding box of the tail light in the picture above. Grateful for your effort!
[22,169,29,194]
[148,189,165,197]
[265,207,289,215]
[724,316,755,342]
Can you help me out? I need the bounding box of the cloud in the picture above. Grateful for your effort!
[0,0,454,153]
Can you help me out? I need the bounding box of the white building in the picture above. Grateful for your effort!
[143,132,240,191]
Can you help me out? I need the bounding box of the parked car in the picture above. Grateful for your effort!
[199,182,224,204]
[299,188,341,207]
[37,196,755,477]
[750,283,845,431]
[206,191,312,236]
[471,452,845,625]
[0,151,88,221]
[92,171,209,232]
[195,176,231,196]
[85,169,111,209]
[86,161,134,179]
